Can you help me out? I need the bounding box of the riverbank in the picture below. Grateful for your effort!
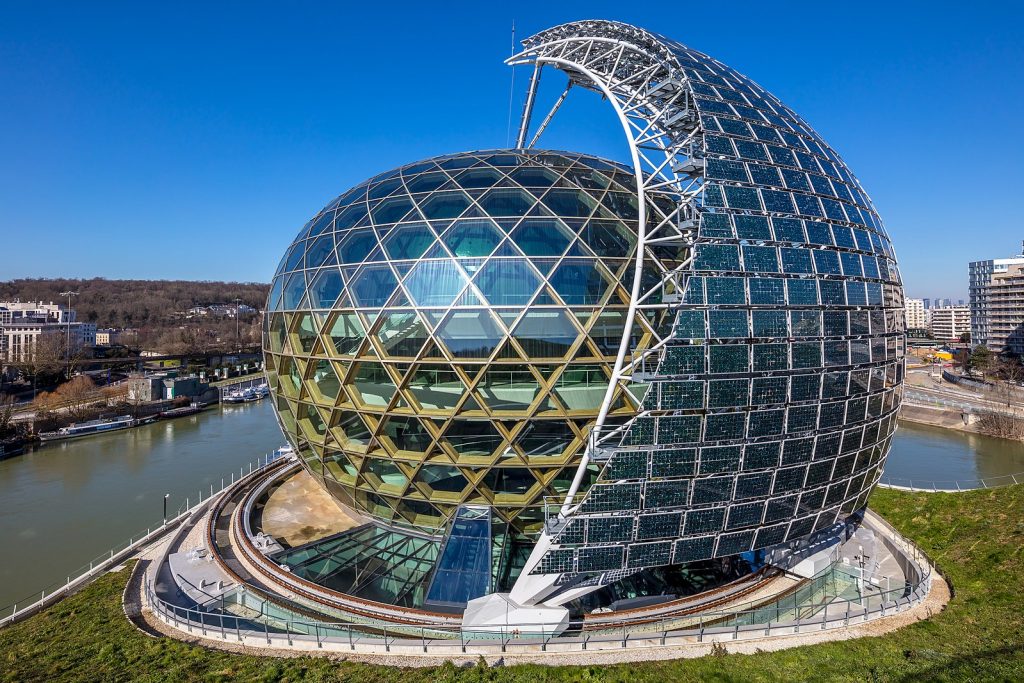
[3,485,1022,681]
[899,403,975,432]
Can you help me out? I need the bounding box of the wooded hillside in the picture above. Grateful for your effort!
[0,278,270,329]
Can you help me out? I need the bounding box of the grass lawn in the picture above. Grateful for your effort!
[1,485,1022,682]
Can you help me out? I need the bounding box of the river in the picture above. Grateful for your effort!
[1,403,1023,612]
[0,400,282,612]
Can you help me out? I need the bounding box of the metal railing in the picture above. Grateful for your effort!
[0,447,292,627]
[144,560,931,654]
[878,471,1024,492]
[903,389,1021,417]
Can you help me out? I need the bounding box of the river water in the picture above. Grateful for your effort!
[1,403,1023,612]
[0,401,283,612]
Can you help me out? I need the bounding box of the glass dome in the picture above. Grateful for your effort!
[263,150,682,536]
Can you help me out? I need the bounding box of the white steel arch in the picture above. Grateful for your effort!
[503,20,706,606]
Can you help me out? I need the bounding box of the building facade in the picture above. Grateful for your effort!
[264,20,905,620]
[928,306,970,342]
[969,247,1024,348]
[0,300,95,364]
[980,263,1024,354]
[905,298,926,333]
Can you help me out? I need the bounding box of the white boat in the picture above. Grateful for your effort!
[223,383,269,404]
[39,415,138,442]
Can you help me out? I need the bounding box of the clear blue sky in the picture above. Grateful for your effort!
[2,1,1022,300]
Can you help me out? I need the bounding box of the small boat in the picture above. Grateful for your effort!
[222,388,251,404]
[0,441,26,460]
[39,415,138,442]
[158,402,208,419]
[223,383,270,404]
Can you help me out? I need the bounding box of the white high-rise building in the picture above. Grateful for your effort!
[905,298,927,332]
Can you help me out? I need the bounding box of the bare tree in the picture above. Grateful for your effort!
[0,394,16,437]
[975,410,1024,440]
[56,375,98,419]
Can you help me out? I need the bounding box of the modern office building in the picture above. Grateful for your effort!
[0,300,95,364]
[262,19,905,627]
[969,245,1024,348]
[928,306,970,342]
[905,298,926,333]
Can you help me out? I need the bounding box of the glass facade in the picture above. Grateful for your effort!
[522,21,905,579]
[264,19,905,596]
[265,151,680,537]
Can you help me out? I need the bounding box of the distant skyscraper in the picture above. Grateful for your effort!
[922,298,930,310]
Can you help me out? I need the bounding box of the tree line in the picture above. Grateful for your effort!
[0,278,269,329]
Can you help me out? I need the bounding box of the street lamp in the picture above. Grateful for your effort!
[58,290,78,381]
[163,493,170,524]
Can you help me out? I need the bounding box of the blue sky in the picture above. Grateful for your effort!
[1,1,1022,300]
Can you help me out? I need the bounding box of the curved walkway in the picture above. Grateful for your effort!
[129,559,950,667]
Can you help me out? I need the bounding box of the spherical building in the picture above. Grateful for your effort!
[264,150,674,535]
[263,19,905,617]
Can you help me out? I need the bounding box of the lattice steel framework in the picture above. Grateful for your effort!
[263,150,686,538]
[505,20,906,606]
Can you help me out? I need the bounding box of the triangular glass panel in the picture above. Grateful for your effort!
[532,288,558,305]
[562,241,589,257]
[489,241,521,258]
[362,246,386,263]
[455,289,483,306]
[458,394,484,413]
[418,340,447,359]
[492,340,524,359]
[526,202,554,217]
[460,204,487,219]
[420,242,451,260]
[495,310,521,328]
[385,290,411,308]
[419,310,447,328]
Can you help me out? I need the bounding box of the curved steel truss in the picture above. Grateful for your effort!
[503,20,905,608]
[508,21,703,515]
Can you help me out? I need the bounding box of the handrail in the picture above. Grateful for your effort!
[877,471,1023,492]
[144,544,934,653]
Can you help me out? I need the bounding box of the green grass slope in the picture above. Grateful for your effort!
[1,485,1022,682]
